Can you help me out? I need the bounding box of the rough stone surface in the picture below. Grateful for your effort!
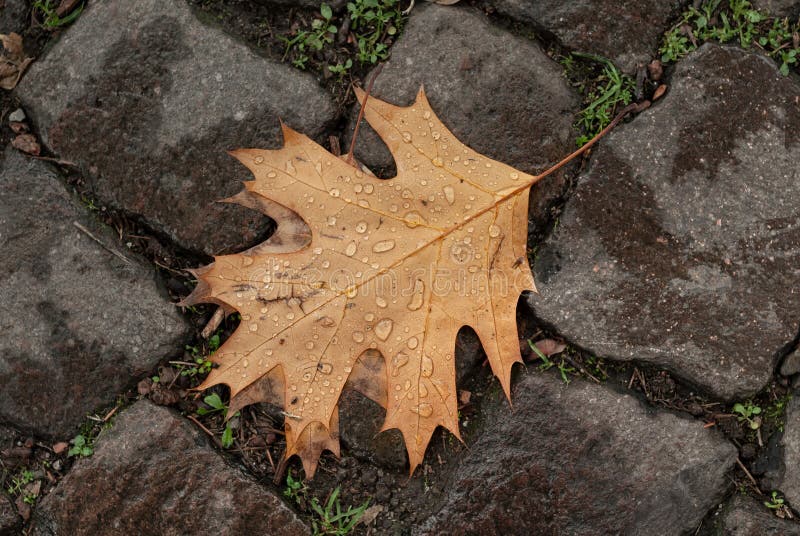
[419,370,737,535]
[0,0,27,35]
[254,0,318,7]
[32,401,309,536]
[17,0,337,255]
[489,0,683,73]
[0,496,20,536]
[0,149,189,438]
[781,348,800,376]
[752,0,800,17]
[346,4,579,230]
[771,397,800,510]
[529,44,800,400]
[339,329,484,469]
[711,495,800,535]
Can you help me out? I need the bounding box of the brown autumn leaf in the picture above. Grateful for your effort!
[12,133,41,155]
[183,88,591,477]
[0,33,32,90]
[530,338,566,358]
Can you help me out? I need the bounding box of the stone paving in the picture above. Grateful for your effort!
[1,0,799,534]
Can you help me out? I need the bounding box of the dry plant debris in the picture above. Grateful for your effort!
[0,33,32,90]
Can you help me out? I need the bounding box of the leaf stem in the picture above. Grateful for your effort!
[533,100,645,184]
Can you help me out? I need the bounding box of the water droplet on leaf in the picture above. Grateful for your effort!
[374,318,393,341]
[372,240,395,253]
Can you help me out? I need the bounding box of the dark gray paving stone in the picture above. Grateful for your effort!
[345,3,579,231]
[32,401,309,535]
[418,370,737,535]
[0,148,189,438]
[0,0,27,35]
[529,44,800,400]
[781,347,800,377]
[752,0,800,17]
[0,495,20,536]
[711,494,800,535]
[488,0,684,72]
[17,0,336,255]
[770,397,800,511]
[254,0,319,7]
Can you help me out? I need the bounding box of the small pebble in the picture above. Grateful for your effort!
[8,108,25,123]
[648,59,663,81]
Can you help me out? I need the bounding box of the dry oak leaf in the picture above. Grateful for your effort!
[0,33,32,90]
[184,88,557,477]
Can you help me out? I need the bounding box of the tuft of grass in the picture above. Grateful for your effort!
[659,0,800,75]
[67,433,94,457]
[347,0,403,64]
[6,469,35,495]
[328,58,353,78]
[180,332,221,380]
[196,393,238,448]
[281,3,338,70]
[528,339,576,384]
[33,0,84,29]
[284,473,370,536]
[5,469,39,506]
[765,393,792,432]
[764,490,785,509]
[282,0,404,74]
[561,53,634,147]
[732,400,762,430]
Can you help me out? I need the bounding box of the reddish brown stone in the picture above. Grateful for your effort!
[32,401,309,535]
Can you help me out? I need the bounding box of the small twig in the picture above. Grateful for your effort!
[736,457,762,495]
[102,405,119,422]
[186,415,214,436]
[187,415,221,449]
[167,371,180,390]
[72,221,132,265]
[329,135,341,157]
[201,307,225,339]
[29,155,79,168]
[346,63,384,166]
[152,260,184,275]
[273,455,290,485]
[562,354,600,383]
[635,368,650,398]
[265,448,276,472]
